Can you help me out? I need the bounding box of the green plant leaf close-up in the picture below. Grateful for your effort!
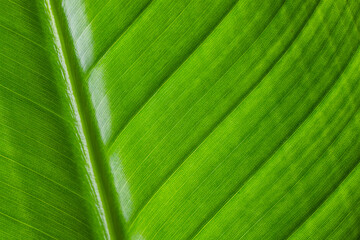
[1,0,360,239]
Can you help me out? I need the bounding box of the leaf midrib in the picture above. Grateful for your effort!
[45,1,123,239]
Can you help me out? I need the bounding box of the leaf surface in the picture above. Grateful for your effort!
[1,0,360,239]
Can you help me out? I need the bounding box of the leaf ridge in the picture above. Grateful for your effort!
[0,211,57,239]
[0,194,89,237]
[240,90,360,240]
[128,0,317,230]
[190,30,360,240]
[0,154,86,200]
[107,0,242,152]
[0,53,53,82]
[0,82,68,122]
[324,204,360,239]
[8,0,35,15]
[94,0,195,113]
[84,0,155,74]
[0,122,76,163]
[0,23,46,50]
[285,154,360,239]
[0,180,89,227]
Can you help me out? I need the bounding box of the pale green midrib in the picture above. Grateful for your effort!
[45,1,122,239]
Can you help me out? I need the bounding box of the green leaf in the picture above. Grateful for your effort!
[1,0,360,239]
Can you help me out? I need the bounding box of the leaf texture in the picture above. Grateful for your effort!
[1,0,360,239]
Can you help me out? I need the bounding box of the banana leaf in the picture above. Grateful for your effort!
[1,0,360,239]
